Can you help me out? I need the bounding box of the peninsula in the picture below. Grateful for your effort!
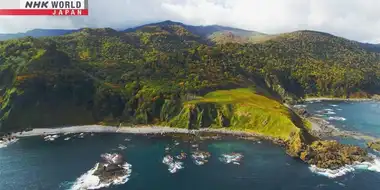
[1,21,380,170]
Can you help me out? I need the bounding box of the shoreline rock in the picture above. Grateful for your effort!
[291,105,378,141]
[92,153,131,184]
[367,141,380,152]
[288,104,377,169]
[10,123,376,171]
[299,140,373,169]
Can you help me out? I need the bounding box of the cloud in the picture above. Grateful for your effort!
[0,0,379,43]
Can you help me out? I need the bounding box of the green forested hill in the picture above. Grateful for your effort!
[125,20,266,45]
[0,22,379,152]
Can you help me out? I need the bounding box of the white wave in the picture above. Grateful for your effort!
[44,134,60,141]
[162,155,174,165]
[194,160,205,166]
[327,117,346,121]
[0,138,18,148]
[330,104,339,107]
[309,154,380,178]
[191,151,211,166]
[324,108,334,111]
[162,155,184,173]
[78,133,85,139]
[294,104,307,108]
[337,108,343,111]
[70,162,132,190]
[326,111,336,115]
[168,161,184,173]
[309,165,355,178]
[176,153,187,160]
[118,144,127,150]
[219,153,243,164]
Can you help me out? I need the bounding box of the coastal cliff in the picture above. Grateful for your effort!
[1,21,379,169]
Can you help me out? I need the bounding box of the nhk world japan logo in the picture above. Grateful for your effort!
[0,0,88,16]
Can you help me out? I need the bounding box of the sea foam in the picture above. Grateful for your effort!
[70,162,132,190]
[294,104,307,108]
[309,154,380,178]
[327,116,346,121]
[0,138,18,148]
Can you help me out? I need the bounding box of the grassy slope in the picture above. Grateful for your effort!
[170,88,312,141]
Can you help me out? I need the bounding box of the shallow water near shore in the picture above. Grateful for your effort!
[0,132,380,190]
[305,100,380,141]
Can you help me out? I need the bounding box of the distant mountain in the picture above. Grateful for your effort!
[0,29,79,41]
[125,20,266,44]
[2,20,379,50]
[0,21,265,44]
[358,43,380,53]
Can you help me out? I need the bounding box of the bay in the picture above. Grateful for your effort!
[1,101,380,189]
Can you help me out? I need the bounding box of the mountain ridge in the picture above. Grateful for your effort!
[2,20,378,50]
[0,21,379,133]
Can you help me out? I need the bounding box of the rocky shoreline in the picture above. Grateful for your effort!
[303,97,373,102]
[12,125,270,139]
[288,106,380,169]
[9,102,380,171]
[367,141,380,152]
[10,123,375,170]
[294,107,379,141]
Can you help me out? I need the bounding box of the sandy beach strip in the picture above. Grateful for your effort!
[12,125,261,138]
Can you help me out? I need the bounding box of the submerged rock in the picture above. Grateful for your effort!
[191,151,211,165]
[299,140,372,169]
[162,155,184,173]
[367,141,380,152]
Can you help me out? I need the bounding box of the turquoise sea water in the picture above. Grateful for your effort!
[0,101,380,190]
[305,100,380,139]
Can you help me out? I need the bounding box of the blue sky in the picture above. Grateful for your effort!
[0,0,379,43]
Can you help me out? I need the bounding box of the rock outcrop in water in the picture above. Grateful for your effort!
[298,140,372,169]
[92,153,130,183]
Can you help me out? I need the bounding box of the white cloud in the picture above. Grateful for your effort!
[0,0,379,43]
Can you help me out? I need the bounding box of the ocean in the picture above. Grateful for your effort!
[1,101,380,190]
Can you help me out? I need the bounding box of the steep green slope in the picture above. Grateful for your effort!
[0,23,377,169]
[0,23,379,136]
[169,88,312,140]
[232,30,380,99]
